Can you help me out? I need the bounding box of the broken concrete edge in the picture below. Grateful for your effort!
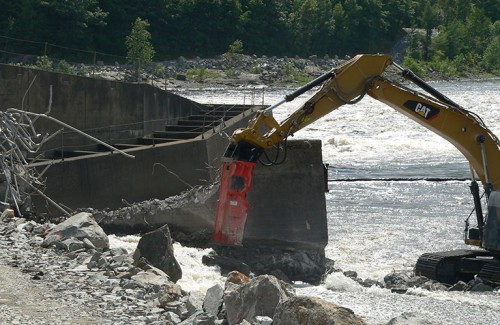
[85,179,328,284]
[90,139,328,247]
[91,183,218,240]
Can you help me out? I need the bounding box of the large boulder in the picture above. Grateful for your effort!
[224,275,294,325]
[273,296,366,325]
[41,212,109,249]
[214,245,326,285]
[132,224,182,283]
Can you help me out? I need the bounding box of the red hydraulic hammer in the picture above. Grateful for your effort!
[213,71,335,245]
[213,159,256,245]
[213,140,263,245]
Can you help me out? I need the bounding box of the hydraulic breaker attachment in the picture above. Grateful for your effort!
[214,141,263,245]
[213,159,256,245]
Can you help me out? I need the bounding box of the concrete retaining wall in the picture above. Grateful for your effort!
[94,139,327,250]
[33,118,251,216]
[0,64,202,152]
[2,64,327,249]
[246,140,328,248]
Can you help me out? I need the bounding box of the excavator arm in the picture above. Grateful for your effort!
[214,54,500,249]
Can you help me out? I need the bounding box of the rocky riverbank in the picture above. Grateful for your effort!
[1,208,498,324]
[70,53,349,89]
[71,53,497,90]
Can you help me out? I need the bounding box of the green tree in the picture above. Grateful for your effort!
[38,0,107,55]
[465,7,491,56]
[331,3,348,55]
[56,59,75,74]
[126,18,155,81]
[421,0,436,60]
[236,0,293,56]
[433,20,467,58]
[35,55,52,71]
[482,21,500,72]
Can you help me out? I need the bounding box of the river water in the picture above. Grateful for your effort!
[120,79,500,324]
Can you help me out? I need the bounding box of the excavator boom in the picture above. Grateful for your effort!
[213,54,500,264]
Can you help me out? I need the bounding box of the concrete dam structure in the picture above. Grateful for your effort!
[0,64,328,253]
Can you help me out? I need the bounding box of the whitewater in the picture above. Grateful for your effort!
[114,79,500,324]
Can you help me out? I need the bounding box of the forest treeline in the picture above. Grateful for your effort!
[1,0,499,75]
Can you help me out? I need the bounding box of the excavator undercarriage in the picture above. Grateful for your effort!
[416,189,500,285]
[415,249,500,285]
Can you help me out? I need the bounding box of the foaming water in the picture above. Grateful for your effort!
[323,272,364,292]
[172,243,225,293]
[108,235,224,293]
[108,234,140,253]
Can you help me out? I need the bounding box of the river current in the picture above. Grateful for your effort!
[117,79,500,324]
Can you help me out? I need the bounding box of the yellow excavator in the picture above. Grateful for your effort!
[213,54,500,284]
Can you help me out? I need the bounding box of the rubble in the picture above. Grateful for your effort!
[1,209,497,324]
[0,99,133,219]
[133,224,182,283]
[273,296,367,325]
[223,275,294,325]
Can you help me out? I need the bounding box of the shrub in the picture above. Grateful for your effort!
[36,55,52,71]
[56,60,75,74]
[482,37,500,72]
[186,67,221,81]
[401,56,426,77]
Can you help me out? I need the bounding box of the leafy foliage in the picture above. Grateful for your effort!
[35,55,52,71]
[0,0,498,75]
[125,17,155,80]
[56,59,75,74]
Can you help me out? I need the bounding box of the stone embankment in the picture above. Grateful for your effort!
[92,53,347,88]
[1,209,498,324]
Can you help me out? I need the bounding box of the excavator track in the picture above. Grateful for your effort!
[415,249,492,284]
[478,262,500,284]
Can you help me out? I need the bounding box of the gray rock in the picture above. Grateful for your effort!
[41,212,109,249]
[164,311,182,324]
[387,312,442,324]
[158,283,185,306]
[188,290,205,312]
[163,300,191,320]
[203,284,224,317]
[133,224,182,282]
[62,238,85,252]
[448,281,468,291]
[1,208,15,222]
[470,282,494,292]
[131,270,171,287]
[273,296,366,325]
[224,275,294,325]
[82,237,96,249]
[179,311,216,325]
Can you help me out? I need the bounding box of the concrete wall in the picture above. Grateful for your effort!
[1,64,327,249]
[93,139,328,250]
[32,115,253,217]
[246,140,328,248]
[0,64,202,151]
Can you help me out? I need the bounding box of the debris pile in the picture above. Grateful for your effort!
[1,209,497,324]
[0,97,133,218]
[0,108,52,215]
